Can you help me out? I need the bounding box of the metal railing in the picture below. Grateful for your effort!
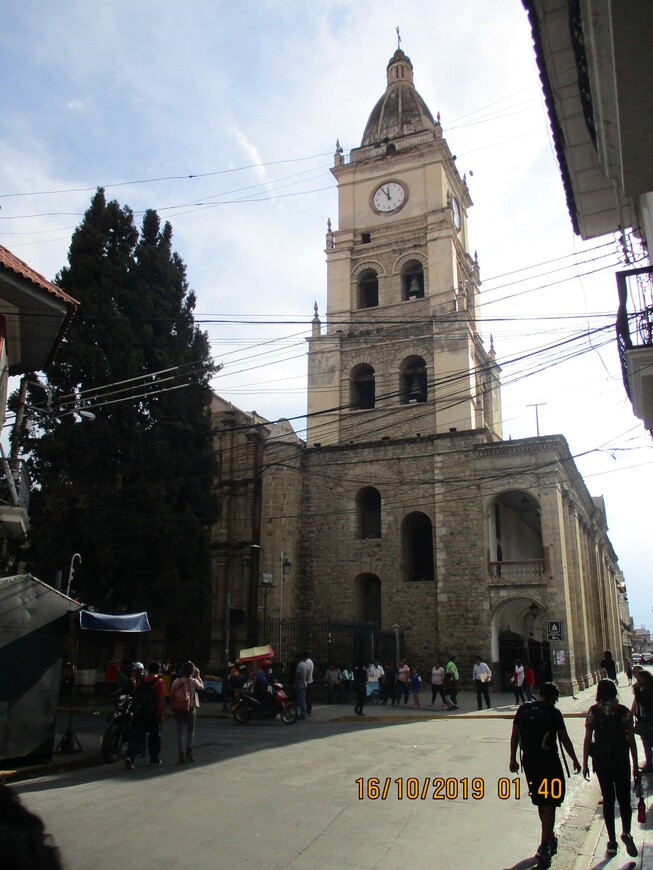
[489,560,545,583]
[616,265,653,400]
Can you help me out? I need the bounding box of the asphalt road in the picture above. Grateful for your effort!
[13,709,599,870]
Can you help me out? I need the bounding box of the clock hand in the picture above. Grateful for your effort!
[383,186,391,200]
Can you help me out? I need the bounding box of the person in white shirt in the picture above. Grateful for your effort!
[513,659,526,705]
[472,655,492,710]
[304,652,314,715]
[430,660,446,706]
[367,660,384,693]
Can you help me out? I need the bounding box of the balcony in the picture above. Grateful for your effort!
[489,560,545,585]
[616,265,653,430]
[0,459,30,539]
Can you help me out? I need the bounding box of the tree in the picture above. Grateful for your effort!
[24,189,218,634]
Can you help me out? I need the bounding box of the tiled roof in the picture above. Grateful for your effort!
[0,244,78,308]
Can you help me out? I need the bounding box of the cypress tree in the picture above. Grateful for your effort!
[25,189,218,638]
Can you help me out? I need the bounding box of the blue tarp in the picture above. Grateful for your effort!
[79,611,151,632]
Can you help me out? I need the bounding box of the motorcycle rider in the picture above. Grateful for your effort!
[253,659,276,715]
[124,661,166,769]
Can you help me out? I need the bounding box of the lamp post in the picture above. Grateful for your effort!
[66,553,82,598]
[247,544,262,646]
[279,551,292,661]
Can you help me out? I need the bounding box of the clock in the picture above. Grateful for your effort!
[451,196,461,230]
[372,181,406,213]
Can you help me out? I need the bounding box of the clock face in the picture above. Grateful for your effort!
[451,196,461,230]
[373,181,406,213]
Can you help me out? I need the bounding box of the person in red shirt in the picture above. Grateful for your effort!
[524,661,537,702]
[125,661,166,769]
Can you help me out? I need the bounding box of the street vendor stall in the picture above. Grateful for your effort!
[0,574,82,764]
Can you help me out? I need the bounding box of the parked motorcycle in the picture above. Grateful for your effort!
[102,693,133,762]
[232,681,298,724]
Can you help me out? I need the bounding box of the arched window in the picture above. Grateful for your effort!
[357,268,379,309]
[400,356,427,404]
[351,364,375,410]
[402,512,434,581]
[362,575,381,624]
[401,259,425,300]
[357,487,381,538]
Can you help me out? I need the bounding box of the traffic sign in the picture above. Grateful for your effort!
[547,620,564,641]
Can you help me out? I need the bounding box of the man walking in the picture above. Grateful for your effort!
[445,655,459,710]
[509,681,581,867]
[353,663,368,716]
[472,654,492,710]
[294,653,309,720]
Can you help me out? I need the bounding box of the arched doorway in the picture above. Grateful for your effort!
[492,597,551,690]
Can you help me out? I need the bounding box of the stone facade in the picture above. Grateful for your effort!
[208,49,629,693]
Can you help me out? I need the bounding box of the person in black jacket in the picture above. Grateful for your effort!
[353,664,368,716]
[582,679,639,858]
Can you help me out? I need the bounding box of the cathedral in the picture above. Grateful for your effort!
[210,49,629,694]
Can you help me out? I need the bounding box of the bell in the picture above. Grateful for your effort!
[407,276,421,298]
[408,372,425,403]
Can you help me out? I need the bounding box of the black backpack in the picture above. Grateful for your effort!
[516,701,559,757]
[589,703,629,762]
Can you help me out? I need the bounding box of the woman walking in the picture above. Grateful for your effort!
[170,661,203,763]
[430,660,446,706]
[632,667,653,773]
[582,679,639,858]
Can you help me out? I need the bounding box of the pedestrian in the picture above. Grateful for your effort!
[368,660,384,699]
[512,659,526,704]
[340,664,354,701]
[125,661,166,769]
[324,663,343,704]
[472,655,492,710]
[582,679,639,858]
[410,667,422,707]
[430,660,446,706]
[304,651,314,715]
[0,784,63,869]
[444,655,459,710]
[383,661,398,705]
[631,667,653,773]
[170,660,203,764]
[353,663,368,716]
[601,649,617,682]
[509,682,581,867]
[294,653,309,720]
[523,661,537,702]
[395,660,411,705]
[625,658,633,686]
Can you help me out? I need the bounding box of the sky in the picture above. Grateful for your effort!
[1,1,651,633]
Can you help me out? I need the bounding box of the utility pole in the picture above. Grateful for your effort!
[527,402,547,437]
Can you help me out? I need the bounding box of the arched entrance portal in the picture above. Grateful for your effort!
[492,597,551,690]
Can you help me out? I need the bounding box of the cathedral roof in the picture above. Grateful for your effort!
[361,49,437,146]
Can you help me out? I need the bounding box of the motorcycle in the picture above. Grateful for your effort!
[233,681,298,725]
[102,693,134,762]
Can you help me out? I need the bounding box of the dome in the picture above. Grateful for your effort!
[361,50,436,147]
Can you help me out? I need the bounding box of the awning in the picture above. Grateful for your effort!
[79,611,151,632]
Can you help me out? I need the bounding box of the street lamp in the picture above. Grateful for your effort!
[279,551,292,660]
[66,553,82,598]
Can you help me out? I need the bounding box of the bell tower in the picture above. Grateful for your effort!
[307,49,501,447]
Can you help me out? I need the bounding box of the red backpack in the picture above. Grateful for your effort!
[170,678,192,713]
